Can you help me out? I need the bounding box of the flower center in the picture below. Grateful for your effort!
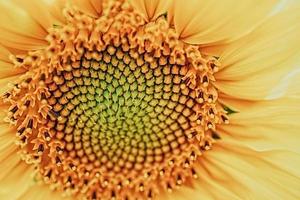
[50,49,196,171]
[3,2,228,199]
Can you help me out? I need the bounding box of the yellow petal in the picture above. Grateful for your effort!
[0,111,65,200]
[0,32,48,51]
[0,121,34,199]
[170,0,279,45]
[217,8,300,79]
[266,67,300,99]
[0,126,19,183]
[218,93,256,112]
[0,1,48,50]
[0,74,22,95]
[0,61,26,79]
[196,143,300,199]
[0,45,26,94]
[164,142,300,199]
[0,122,16,155]
[219,97,300,153]
[214,64,298,100]
[11,0,66,31]
[214,7,300,100]
[161,171,241,200]
[262,150,300,178]
[18,184,71,200]
[0,146,20,182]
[0,44,12,63]
[71,0,102,17]
[274,0,300,12]
[0,162,35,200]
[130,0,171,21]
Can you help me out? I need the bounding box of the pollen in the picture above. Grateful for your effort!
[2,1,228,199]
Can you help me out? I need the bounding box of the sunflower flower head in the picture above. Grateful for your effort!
[3,1,228,199]
[0,0,300,200]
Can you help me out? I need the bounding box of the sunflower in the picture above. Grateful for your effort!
[0,0,300,199]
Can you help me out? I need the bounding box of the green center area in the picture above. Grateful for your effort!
[47,49,198,173]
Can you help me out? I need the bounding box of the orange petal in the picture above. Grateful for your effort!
[90,0,103,14]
